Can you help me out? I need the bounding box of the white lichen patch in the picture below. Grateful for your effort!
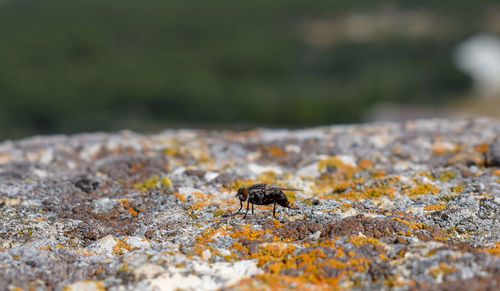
[150,260,261,291]
[126,236,151,249]
[337,155,357,167]
[89,235,117,255]
[64,280,105,291]
[297,163,321,178]
[133,263,166,280]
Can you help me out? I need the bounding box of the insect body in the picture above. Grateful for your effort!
[234,183,299,218]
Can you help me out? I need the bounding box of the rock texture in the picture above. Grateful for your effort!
[1,118,500,290]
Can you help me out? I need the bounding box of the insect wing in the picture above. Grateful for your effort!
[266,184,301,192]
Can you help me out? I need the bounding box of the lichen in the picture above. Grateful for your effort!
[424,203,446,212]
[439,171,456,182]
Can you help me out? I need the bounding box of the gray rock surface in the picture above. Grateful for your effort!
[0,118,500,290]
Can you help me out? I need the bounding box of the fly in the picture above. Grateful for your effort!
[232,183,299,218]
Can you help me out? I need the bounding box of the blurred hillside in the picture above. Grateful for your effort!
[0,0,498,140]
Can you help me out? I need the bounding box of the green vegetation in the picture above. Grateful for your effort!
[0,0,494,139]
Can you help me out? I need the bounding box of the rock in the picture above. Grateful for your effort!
[1,118,500,290]
[486,138,500,166]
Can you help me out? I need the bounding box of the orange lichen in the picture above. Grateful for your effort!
[261,145,288,157]
[359,159,373,170]
[112,238,132,255]
[191,225,236,258]
[338,202,351,212]
[392,217,428,230]
[474,142,489,154]
[371,170,386,178]
[403,183,439,197]
[77,250,94,257]
[428,262,458,278]
[173,192,186,202]
[229,225,264,240]
[432,143,459,156]
[119,200,138,217]
[230,273,333,291]
[229,235,375,289]
[249,242,298,268]
[232,241,246,252]
[481,242,500,257]
[271,219,285,229]
[424,203,446,212]
[348,235,384,247]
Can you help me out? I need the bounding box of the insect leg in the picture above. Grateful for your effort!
[244,200,250,218]
[273,202,276,217]
[234,201,243,215]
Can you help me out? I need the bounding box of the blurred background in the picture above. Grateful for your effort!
[1,0,500,140]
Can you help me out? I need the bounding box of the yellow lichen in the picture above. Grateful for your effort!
[135,175,159,191]
[135,175,173,191]
[212,209,225,217]
[317,156,357,181]
[222,178,256,192]
[163,147,179,157]
[417,171,434,180]
[439,171,456,182]
[161,176,173,187]
[450,184,465,193]
[256,172,278,185]
[383,274,406,288]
